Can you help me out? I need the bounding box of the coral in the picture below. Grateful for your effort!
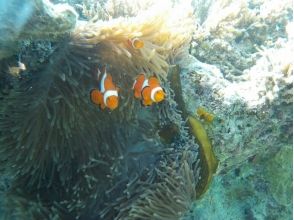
[71,1,194,79]
[190,144,292,220]
[104,0,164,18]
[0,0,77,59]
[190,0,293,78]
[174,1,292,218]
[19,0,78,39]
[179,30,292,173]
[263,145,292,208]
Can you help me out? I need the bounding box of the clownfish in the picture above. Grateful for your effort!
[132,73,165,106]
[90,67,119,110]
[127,37,144,49]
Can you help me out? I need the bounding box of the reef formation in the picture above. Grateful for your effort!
[0,0,292,219]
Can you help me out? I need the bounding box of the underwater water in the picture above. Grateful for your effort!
[0,0,293,219]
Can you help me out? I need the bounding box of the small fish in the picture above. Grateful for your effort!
[8,61,26,77]
[196,107,215,123]
[133,73,165,106]
[127,37,144,49]
[90,67,119,110]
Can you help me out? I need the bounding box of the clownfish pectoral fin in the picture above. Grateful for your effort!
[100,102,106,109]
[140,100,147,107]
[142,99,152,106]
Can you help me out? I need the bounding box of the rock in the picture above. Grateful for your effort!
[0,0,78,59]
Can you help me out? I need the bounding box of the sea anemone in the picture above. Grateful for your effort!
[99,147,200,220]
[0,1,198,219]
[71,1,194,79]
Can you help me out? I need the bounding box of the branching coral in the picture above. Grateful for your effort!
[71,1,194,79]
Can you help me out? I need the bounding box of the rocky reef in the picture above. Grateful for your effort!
[180,0,292,218]
[0,0,78,59]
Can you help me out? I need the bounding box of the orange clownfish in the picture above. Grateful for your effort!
[90,68,119,110]
[127,37,144,49]
[132,73,165,106]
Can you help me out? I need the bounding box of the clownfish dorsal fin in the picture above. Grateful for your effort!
[101,65,107,74]
[97,68,102,80]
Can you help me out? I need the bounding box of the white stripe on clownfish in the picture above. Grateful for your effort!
[103,90,118,105]
[132,79,137,90]
[100,72,107,93]
[151,86,163,102]
[142,78,149,90]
